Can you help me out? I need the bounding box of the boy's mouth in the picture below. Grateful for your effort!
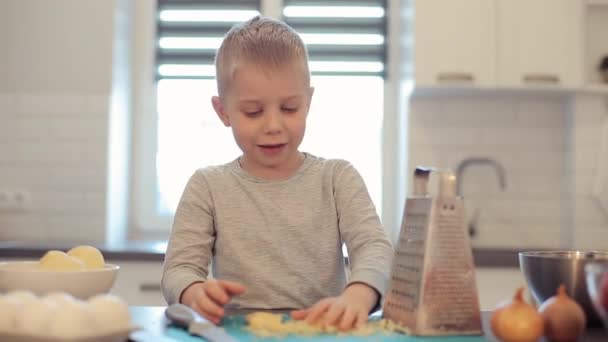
[258,143,286,155]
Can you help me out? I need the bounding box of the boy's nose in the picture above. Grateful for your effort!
[263,110,283,133]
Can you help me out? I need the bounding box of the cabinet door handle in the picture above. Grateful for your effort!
[437,72,475,83]
[139,283,162,292]
[522,73,560,84]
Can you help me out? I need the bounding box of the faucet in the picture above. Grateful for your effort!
[455,157,507,237]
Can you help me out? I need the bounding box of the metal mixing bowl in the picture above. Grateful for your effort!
[519,251,608,326]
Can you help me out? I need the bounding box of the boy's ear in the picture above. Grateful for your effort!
[212,96,231,127]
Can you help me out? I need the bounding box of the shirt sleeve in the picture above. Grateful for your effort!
[161,169,216,305]
[333,161,394,309]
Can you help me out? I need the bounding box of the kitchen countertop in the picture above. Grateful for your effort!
[127,306,607,342]
[0,240,539,267]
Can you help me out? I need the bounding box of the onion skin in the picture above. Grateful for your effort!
[539,285,586,342]
[601,272,608,311]
[490,287,544,342]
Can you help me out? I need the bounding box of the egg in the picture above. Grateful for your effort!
[4,290,37,306]
[42,292,76,307]
[15,297,58,335]
[39,250,84,271]
[67,245,105,269]
[0,295,20,333]
[47,301,95,339]
[88,294,131,333]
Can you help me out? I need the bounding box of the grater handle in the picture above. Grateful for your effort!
[414,167,433,196]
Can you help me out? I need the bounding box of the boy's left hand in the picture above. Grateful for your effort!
[290,283,378,331]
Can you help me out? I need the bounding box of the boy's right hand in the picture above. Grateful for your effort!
[180,279,247,324]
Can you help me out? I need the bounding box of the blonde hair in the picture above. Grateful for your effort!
[214,16,310,96]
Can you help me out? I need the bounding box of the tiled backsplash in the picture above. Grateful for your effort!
[408,93,608,249]
[0,93,109,242]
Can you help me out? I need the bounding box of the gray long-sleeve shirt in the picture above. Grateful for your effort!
[161,153,393,310]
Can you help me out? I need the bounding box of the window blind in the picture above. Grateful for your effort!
[156,0,260,79]
[283,0,387,77]
[155,0,386,79]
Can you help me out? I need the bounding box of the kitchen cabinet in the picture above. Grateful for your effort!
[111,261,166,306]
[414,0,496,87]
[413,0,582,89]
[497,0,582,88]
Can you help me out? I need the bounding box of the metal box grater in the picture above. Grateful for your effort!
[383,167,482,336]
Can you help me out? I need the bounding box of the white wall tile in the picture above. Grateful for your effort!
[15,142,84,165]
[507,171,564,197]
[49,117,109,140]
[15,117,52,140]
[32,191,86,215]
[0,143,16,164]
[0,94,16,117]
[573,227,608,250]
[574,124,602,146]
[0,117,17,141]
[574,169,595,196]
[432,126,483,147]
[575,196,608,226]
[0,166,51,189]
[85,94,111,116]
[515,98,565,129]
[439,96,518,128]
[46,216,105,243]
[481,198,562,226]
[0,216,48,241]
[82,142,108,166]
[83,192,106,213]
[16,93,88,116]
[48,166,106,192]
[472,222,561,248]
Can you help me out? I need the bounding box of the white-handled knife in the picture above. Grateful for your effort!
[165,303,238,342]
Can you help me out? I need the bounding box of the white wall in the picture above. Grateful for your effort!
[0,0,126,243]
[0,4,11,91]
[407,92,608,250]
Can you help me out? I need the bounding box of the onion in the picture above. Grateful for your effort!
[538,284,586,342]
[490,287,544,342]
[601,271,608,311]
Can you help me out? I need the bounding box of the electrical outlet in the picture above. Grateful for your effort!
[0,189,31,212]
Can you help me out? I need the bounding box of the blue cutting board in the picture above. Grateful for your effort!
[165,315,491,341]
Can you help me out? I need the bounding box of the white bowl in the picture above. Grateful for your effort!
[0,261,119,299]
[0,326,136,342]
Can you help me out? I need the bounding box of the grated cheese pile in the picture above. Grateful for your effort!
[245,312,411,337]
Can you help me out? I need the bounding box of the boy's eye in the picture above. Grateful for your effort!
[282,107,297,113]
[244,110,262,117]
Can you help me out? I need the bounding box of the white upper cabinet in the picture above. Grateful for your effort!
[412,0,583,89]
[414,0,496,87]
[497,0,583,88]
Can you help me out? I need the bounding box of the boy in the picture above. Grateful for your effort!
[161,16,393,331]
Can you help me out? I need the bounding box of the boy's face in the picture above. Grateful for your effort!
[212,59,313,178]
